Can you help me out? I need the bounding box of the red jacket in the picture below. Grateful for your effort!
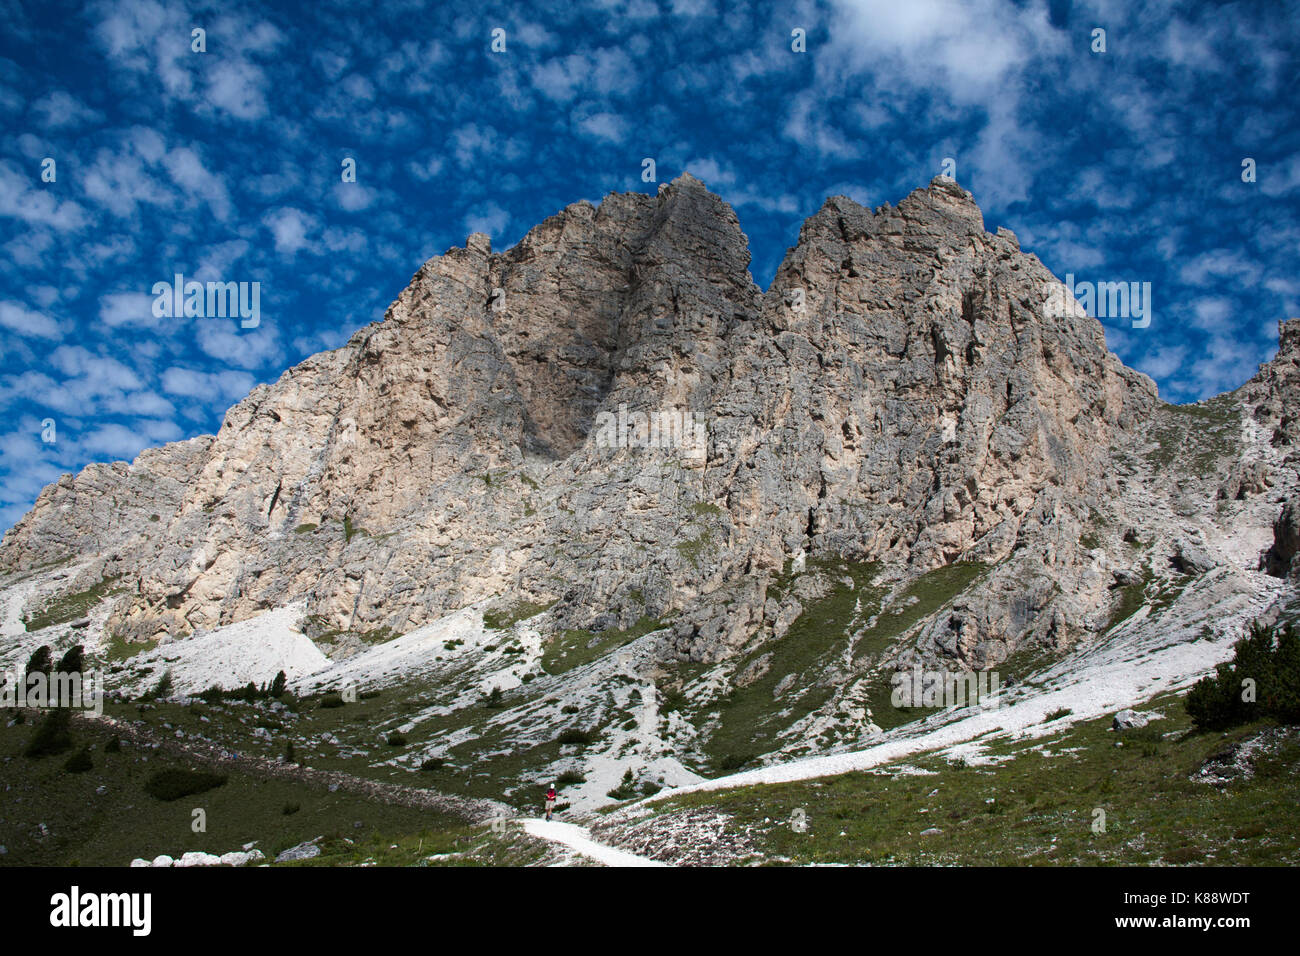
[545,788,556,801]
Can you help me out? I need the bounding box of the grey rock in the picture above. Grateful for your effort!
[1112,709,1150,731]
[3,176,1298,784]
[274,840,321,863]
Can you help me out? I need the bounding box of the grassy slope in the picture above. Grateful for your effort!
[634,694,1300,865]
[0,710,557,867]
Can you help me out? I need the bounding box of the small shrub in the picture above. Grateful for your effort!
[24,646,52,678]
[557,728,592,746]
[660,690,687,714]
[1044,707,1072,722]
[420,758,444,772]
[386,732,407,747]
[716,751,756,772]
[104,735,121,754]
[1164,845,1205,865]
[282,802,300,816]
[143,768,227,802]
[63,745,93,773]
[24,708,73,758]
[607,768,637,800]
[556,769,586,786]
[484,687,504,710]
[55,644,85,675]
[318,693,345,709]
[1186,620,1300,730]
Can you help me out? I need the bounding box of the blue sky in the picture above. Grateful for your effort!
[1,0,1298,530]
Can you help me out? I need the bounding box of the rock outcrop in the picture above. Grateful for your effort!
[2,176,1297,754]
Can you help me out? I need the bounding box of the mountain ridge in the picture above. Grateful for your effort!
[2,175,1297,793]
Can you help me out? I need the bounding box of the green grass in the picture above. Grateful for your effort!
[543,616,666,676]
[101,631,160,664]
[853,561,989,665]
[640,695,1300,865]
[675,532,713,568]
[696,561,883,770]
[21,576,125,632]
[854,561,991,732]
[483,599,555,631]
[0,712,485,866]
[1145,397,1241,472]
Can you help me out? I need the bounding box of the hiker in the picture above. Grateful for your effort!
[544,784,557,821]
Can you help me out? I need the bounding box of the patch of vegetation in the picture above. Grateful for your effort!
[697,561,885,769]
[0,714,496,866]
[22,576,124,632]
[101,632,158,664]
[342,514,369,544]
[851,562,992,733]
[645,691,1300,866]
[294,523,318,533]
[543,616,666,676]
[142,768,228,802]
[1145,398,1241,472]
[1186,620,1300,730]
[24,708,74,758]
[483,599,554,630]
[63,745,93,774]
[1104,565,1155,634]
[854,561,989,664]
[675,532,713,569]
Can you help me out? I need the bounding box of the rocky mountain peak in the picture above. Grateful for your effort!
[2,177,1294,686]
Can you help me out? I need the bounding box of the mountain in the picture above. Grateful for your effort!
[3,174,1297,807]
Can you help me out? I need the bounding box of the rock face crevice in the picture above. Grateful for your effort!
[2,177,1295,675]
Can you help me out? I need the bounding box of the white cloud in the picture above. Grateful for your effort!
[160,367,255,403]
[575,111,628,144]
[262,207,320,257]
[464,202,510,239]
[0,301,62,340]
[98,292,159,329]
[0,161,88,232]
[29,91,104,129]
[162,146,232,220]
